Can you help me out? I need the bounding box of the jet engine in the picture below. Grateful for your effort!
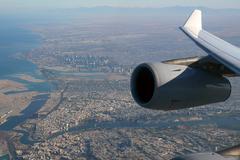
[130,62,231,110]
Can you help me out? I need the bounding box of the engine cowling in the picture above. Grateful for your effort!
[130,62,231,110]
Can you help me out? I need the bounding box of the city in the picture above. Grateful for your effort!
[0,5,240,160]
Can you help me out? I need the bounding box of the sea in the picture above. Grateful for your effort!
[0,16,52,131]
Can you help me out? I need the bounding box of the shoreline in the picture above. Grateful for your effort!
[0,23,54,159]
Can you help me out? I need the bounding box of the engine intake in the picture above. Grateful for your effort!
[131,63,231,110]
[132,65,155,104]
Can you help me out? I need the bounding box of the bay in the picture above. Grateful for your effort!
[0,16,52,131]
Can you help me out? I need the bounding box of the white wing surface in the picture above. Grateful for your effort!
[181,10,240,75]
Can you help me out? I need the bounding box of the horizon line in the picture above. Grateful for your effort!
[46,5,240,10]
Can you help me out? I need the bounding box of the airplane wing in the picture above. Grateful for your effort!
[180,10,240,75]
[131,9,238,110]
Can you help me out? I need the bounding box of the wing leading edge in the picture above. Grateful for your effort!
[180,10,240,75]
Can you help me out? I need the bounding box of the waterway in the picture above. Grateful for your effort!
[0,14,239,157]
[0,17,52,131]
[0,16,55,160]
[0,94,49,131]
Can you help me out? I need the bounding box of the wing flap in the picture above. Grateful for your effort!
[163,56,235,77]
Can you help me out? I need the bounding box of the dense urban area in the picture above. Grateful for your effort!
[0,7,240,160]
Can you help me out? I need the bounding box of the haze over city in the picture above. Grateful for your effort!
[0,1,239,160]
[1,0,240,11]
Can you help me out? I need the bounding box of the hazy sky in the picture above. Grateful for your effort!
[1,0,240,11]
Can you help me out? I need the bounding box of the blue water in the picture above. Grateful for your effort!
[0,24,40,76]
[0,154,9,160]
[0,17,52,131]
[0,94,49,131]
[0,17,54,92]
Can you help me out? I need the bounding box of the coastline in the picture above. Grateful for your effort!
[0,22,55,159]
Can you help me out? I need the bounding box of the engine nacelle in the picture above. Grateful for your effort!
[130,63,231,110]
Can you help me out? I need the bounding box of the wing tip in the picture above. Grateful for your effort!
[183,9,202,36]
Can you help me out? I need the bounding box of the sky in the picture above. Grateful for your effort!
[1,0,240,11]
